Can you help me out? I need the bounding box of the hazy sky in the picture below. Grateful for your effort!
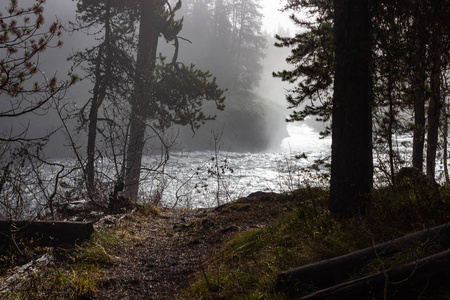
[261,0,296,33]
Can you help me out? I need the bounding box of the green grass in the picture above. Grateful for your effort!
[0,231,121,300]
[182,187,450,299]
[0,204,162,300]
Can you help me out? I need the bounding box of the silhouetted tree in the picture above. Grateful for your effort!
[410,1,428,172]
[273,0,333,136]
[426,0,450,182]
[277,0,450,186]
[329,0,372,216]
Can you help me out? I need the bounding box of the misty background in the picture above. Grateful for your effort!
[0,0,327,157]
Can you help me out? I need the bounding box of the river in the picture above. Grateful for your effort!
[143,123,332,208]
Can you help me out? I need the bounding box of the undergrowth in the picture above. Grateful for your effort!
[0,203,161,299]
[182,187,450,299]
[0,230,121,300]
[0,210,151,300]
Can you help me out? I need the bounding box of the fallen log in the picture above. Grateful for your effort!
[299,248,450,299]
[0,220,95,247]
[277,223,450,296]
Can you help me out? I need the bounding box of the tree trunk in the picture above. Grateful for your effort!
[329,0,372,216]
[443,98,449,184]
[277,223,450,295]
[298,249,450,300]
[411,7,427,171]
[86,0,112,193]
[426,27,442,182]
[387,68,396,186]
[86,55,103,192]
[0,220,94,247]
[124,0,159,200]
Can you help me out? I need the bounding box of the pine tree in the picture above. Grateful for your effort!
[70,0,137,195]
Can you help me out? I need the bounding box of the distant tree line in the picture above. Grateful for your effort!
[175,0,267,92]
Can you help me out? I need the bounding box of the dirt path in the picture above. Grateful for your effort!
[92,192,295,299]
[93,209,209,299]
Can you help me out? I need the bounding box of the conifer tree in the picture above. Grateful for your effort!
[70,0,137,195]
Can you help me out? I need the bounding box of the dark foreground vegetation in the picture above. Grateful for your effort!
[1,184,449,299]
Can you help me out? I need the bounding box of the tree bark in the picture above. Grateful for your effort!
[387,68,396,186]
[86,0,112,193]
[443,98,449,184]
[0,220,94,247]
[124,0,159,200]
[426,26,442,182]
[298,248,450,300]
[329,0,372,216]
[411,6,427,172]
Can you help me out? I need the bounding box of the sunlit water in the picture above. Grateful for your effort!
[6,123,447,217]
[0,124,333,219]
[138,124,332,208]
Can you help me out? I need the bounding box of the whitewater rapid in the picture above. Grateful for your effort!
[141,123,332,208]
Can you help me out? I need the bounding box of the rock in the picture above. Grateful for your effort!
[57,199,88,216]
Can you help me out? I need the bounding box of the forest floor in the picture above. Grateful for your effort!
[91,191,296,299]
[3,187,450,299]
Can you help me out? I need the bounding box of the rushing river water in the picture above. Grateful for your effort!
[0,123,332,219]
[5,122,446,217]
[141,124,332,208]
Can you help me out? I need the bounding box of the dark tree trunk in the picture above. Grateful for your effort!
[298,249,450,300]
[329,0,372,216]
[124,0,159,200]
[426,27,442,182]
[411,7,427,171]
[86,56,104,192]
[86,0,112,193]
[444,98,449,184]
[387,69,396,186]
[412,83,426,171]
[0,220,94,247]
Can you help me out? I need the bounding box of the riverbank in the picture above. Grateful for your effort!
[1,187,450,299]
[0,190,297,299]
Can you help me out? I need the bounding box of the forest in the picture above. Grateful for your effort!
[2,0,450,299]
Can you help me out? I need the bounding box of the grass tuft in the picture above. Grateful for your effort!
[1,231,122,300]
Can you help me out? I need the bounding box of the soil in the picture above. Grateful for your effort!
[90,191,297,300]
